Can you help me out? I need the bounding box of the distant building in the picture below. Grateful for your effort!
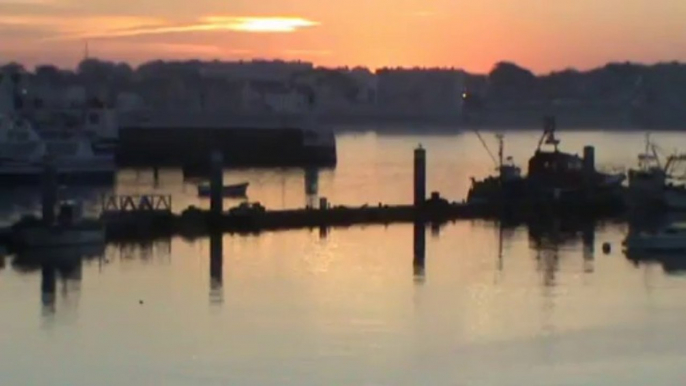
[241,80,307,113]
[116,92,146,112]
[291,69,368,112]
[348,67,378,105]
[376,69,465,115]
[199,60,314,83]
[0,74,14,114]
[63,86,87,108]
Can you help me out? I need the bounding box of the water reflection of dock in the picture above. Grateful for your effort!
[512,218,599,287]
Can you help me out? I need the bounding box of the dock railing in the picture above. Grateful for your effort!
[101,194,172,214]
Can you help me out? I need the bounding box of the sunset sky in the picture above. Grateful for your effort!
[1,0,685,73]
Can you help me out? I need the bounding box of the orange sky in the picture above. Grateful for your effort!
[1,0,685,73]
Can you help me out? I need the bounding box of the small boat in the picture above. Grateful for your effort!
[623,222,686,252]
[197,182,249,198]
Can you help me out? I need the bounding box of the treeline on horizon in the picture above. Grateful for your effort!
[1,58,686,105]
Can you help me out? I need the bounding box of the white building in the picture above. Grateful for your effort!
[376,69,465,115]
[63,86,87,108]
[241,80,307,113]
[116,92,146,112]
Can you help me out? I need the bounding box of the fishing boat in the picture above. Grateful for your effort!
[467,117,625,209]
[467,133,526,204]
[197,182,249,198]
[626,133,686,210]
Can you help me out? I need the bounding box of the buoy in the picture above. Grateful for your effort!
[602,242,611,254]
[139,300,144,305]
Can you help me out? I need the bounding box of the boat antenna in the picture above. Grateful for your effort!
[496,134,504,169]
[537,116,559,151]
[472,129,498,168]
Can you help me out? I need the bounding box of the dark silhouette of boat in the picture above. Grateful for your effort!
[197,182,249,198]
[627,133,686,210]
[468,117,625,212]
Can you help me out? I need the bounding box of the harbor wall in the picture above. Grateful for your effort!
[117,126,337,168]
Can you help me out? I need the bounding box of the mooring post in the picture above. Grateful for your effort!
[210,151,223,217]
[153,166,159,186]
[583,145,595,195]
[41,159,57,226]
[414,145,426,207]
[583,145,595,174]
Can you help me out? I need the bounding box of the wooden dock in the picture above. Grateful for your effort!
[101,196,627,243]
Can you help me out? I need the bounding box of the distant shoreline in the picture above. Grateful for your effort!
[120,109,686,132]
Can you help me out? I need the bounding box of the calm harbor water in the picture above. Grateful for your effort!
[3,129,686,385]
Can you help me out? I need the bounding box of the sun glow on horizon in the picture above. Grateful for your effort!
[1,0,685,71]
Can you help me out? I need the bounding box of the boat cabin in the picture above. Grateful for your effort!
[526,117,601,189]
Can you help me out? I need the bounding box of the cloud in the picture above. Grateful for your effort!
[0,14,164,35]
[29,15,321,40]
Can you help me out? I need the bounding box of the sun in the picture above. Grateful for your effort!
[203,17,319,33]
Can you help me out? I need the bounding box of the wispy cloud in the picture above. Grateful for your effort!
[0,13,319,42]
[21,15,321,40]
[0,14,164,35]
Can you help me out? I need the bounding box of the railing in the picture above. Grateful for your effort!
[101,194,172,214]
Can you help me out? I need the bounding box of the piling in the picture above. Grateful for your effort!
[41,160,58,225]
[319,197,328,210]
[210,151,223,216]
[583,146,595,174]
[414,145,426,207]
[583,145,596,196]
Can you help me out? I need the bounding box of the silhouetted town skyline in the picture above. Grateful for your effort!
[2,58,686,127]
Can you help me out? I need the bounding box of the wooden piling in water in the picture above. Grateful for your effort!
[414,145,426,207]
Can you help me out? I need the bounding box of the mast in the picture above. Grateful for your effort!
[497,134,504,169]
[537,116,559,151]
[472,129,498,168]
